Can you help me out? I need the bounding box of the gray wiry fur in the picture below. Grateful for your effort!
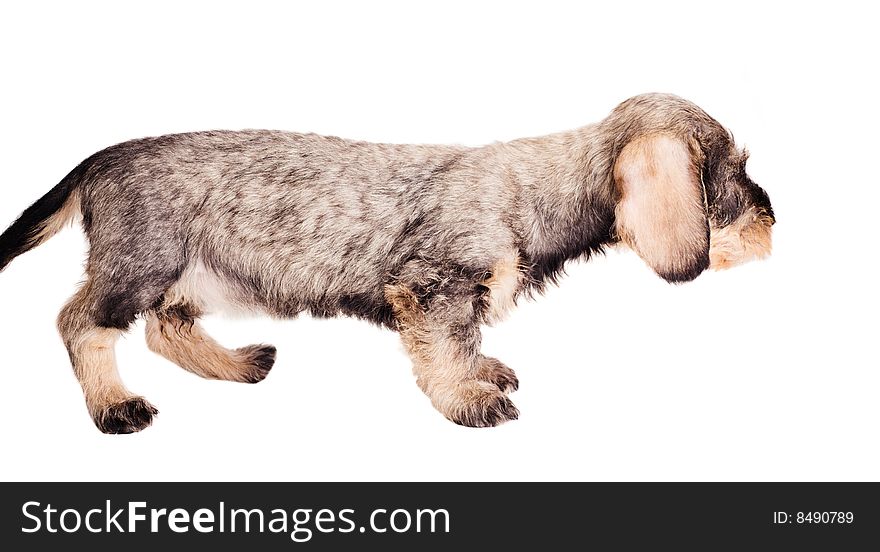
[0,93,774,433]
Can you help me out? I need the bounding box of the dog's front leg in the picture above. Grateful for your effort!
[385,282,519,427]
[476,354,519,394]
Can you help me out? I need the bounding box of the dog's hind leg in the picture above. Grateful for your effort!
[385,281,519,428]
[58,280,159,434]
[145,305,275,384]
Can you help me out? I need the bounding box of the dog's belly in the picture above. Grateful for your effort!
[167,252,395,325]
[165,260,260,317]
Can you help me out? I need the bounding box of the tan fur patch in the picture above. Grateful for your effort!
[32,188,81,247]
[481,252,523,324]
[384,283,424,328]
[709,208,774,269]
[614,134,708,278]
[70,327,131,415]
[145,312,263,382]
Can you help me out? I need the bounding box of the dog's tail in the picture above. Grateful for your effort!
[0,159,90,272]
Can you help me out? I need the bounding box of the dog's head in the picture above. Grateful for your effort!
[613,132,774,283]
[703,147,775,271]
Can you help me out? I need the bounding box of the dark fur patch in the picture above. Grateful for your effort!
[95,293,150,329]
[95,398,158,434]
[336,293,395,326]
[0,156,92,271]
[156,301,200,324]
[404,261,488,307]
[450,393,520,428]
[94,266,184,329]
[235,344,277,383]
[154,301,199,336]
[655,252,711,284]
[700,140,774,227]
[524,207,614,290]
[744,175,774,221]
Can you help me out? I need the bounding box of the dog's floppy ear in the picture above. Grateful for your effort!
[613,134,709,282]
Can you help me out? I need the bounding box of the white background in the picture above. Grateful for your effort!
[0,1,877,481]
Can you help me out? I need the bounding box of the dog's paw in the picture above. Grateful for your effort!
[235,344,277,383]
[477,355,519,394]
[446,381,520,428]
[94,397,158,434]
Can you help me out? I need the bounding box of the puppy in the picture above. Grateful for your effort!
[0,93,774,433]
